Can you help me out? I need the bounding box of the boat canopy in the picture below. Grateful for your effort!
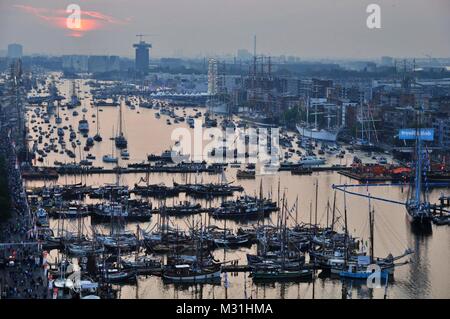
[175,264,190,269]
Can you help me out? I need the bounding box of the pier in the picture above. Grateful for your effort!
[21,164,223,180]
[221,264,252,273]
[21,164,352,180]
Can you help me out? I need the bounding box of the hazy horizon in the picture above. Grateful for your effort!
[1,0,449,59]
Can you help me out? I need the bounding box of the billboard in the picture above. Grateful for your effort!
[398,128,434,141]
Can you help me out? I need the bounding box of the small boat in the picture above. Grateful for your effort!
[96,232,139,251]
[53,277,99,299]
[339,263,389,280]
[36,207,49,227]
[121,256,162,275]
[67,242,104,257]
[84,138,93,148]
[252,268,313,281]
[115,134,127,149]
[299,156,325,166]
[162,264,221,284]
[78,115,89,133]
[120,149,130,160]
[102,154,118,163]
[53,206,90,218]
[102,268,137,284]
[230,162,241,168]
[93,134,102,142]
[93,203,151,222]
[237,169,255,179]
[212,234,250,248]
[160,202,202,216]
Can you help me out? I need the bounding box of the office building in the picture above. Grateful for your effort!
[133,40,151,76]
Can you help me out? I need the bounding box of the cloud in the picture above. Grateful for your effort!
[14,4,129,37]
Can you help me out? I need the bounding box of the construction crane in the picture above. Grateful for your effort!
[136,34,158,42]
[136,34,148,42]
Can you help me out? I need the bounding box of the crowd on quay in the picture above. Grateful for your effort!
[0,112,48,299]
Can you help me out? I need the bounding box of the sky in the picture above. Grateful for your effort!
[0,0,449,59]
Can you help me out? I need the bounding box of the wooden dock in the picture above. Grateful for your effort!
[337,170,394,182]
[22,165,223,179]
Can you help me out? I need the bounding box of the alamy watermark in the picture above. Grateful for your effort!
[366,264,385,289]
[366,4,381,29]
[170,119,281,175]
[66,4,81,29]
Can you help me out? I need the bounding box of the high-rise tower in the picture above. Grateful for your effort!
[133,36,151,77]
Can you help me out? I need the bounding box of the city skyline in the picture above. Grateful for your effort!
[0,0,449,59]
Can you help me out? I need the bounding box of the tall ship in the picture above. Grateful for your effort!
[405,109,433,227]
[115,98,127,149]
[296,125,340,142]
[353,100,380,151]
[296,98,341,142]
[93,103,102,142]
[67,80,81,109]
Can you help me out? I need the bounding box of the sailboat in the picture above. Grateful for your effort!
[405,108,433,226]
[55,101,62,124]
[103,127,118,163]
[251,196,313,282]
[66,195,104,257]
[115,98,127,149]
[353,100,380,151]
[93,103,102,142]
[162,224,222,284]
[338,196,412,279]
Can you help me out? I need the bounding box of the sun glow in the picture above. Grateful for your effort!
[14,4,129,38]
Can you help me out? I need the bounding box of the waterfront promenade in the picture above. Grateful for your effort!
[0,103,47,299]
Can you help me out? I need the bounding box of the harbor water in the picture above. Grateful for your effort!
[25,77,450,299]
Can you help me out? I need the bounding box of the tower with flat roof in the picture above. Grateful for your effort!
[133,36,151,77]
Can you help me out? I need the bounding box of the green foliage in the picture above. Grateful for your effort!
[281,106,303,125]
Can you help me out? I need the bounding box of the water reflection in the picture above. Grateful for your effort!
[24,77,450,299]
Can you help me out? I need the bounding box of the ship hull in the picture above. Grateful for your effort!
[252,269,313,281]
[339,270,389,280]
[296,125,339,142]
[162,270,221,283]
[406,205,432,226]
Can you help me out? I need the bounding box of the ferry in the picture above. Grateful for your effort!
[299,156,326,166]
[102,154,118,163]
